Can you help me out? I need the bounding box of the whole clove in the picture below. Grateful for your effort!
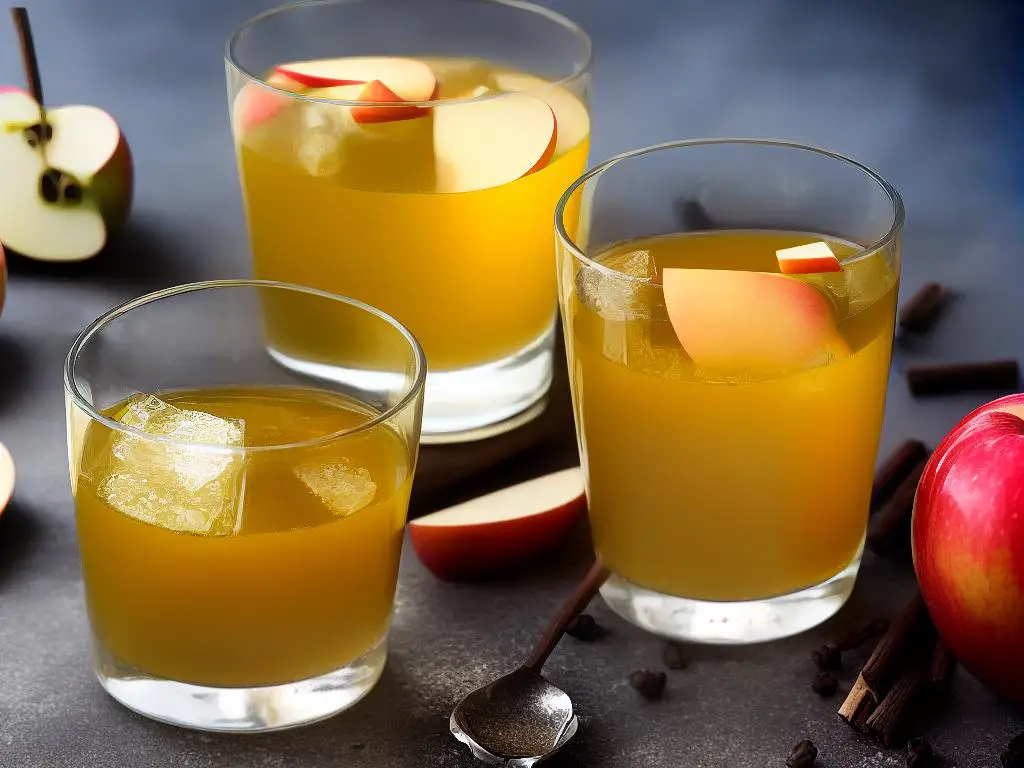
[628,669,667,700]
[906,737,935,767]
[564,614,609,642]
[811,672,839,697]
[786,739,818,768]
[662,642,688,671]
[906,359,1020,397]
[1002,732,1024,768]
[812,642,842,671]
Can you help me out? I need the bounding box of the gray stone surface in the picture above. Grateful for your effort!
[1,0,1022,766]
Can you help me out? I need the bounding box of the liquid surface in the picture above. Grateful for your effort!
[564,231,898,601]
[71,386,412,687]
[236,57,591,370]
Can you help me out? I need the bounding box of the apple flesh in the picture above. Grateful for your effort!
[409,467,585,581]
[276,56,436,101]
[0,87,132,262]
[491,71,590,158]
[662,269,849,370]
[235,71,306,133]
[0,440,14,517]
[776,241,842,274]
[913,394,1024,704]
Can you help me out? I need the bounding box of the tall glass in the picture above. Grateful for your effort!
[555,140,904,644]
[64,281,425,731]
[225,0,591,442]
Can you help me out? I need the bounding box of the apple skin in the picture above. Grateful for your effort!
[913,393,1024,704]
[409,492,585,581]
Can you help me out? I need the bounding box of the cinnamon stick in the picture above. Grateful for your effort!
[838,674,877,731]
[867,457,927,558]
[898,283,950,334]
[864,667,928,747]
[860,594,932,698]
[871,440,928,512]
[929,639,957,691]
[907,359,1020,397]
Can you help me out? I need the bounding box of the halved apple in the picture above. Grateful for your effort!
[776,241,841,275]
[662,269,849,370]
[492,71,589,157]
[0,440,14,517]
[234,71,305,133]
[433,93,556,193]
[409,467,585,581]
[276,56,436,101]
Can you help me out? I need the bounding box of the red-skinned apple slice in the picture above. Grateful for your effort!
[663,269,849,370]
[350,80,431,124]
[492,71,589,157]
[235,71,305,133]
[409,467,585,581]
[776,241,842,274]
[0,88,132,262]
[276,56,436,101]
[434,93,556,193]
[0,441,14,518]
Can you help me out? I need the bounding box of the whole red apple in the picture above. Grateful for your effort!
[913,393,1024,703]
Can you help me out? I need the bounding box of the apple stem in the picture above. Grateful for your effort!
[10,7,48,131]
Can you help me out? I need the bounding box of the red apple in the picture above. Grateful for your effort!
[913,394,1024,703]
[275,56,436,101]
[776,241,841,274]
[662,269,849,370]
[433,92,556,193]
[0,440,14,517]
[409,467,585,581]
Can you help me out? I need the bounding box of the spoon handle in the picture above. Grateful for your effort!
[523,557,609,673]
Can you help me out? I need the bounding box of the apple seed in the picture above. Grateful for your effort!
[39,168,83,205]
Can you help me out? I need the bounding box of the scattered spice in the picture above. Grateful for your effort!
[906,359,1020,397]
[871,440,928,512]
[628,669,667,700]
[564,614,609,642]
[906,737,935,767]
[786,739,818,768]
[811,672,839,698]
[898,283,950,334]
[868,457,928,558]
[812,642,842,671]
[662,642,688,671]
[1002,732,1024,768]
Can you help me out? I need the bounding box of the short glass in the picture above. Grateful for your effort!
[555,140,904,644]
[64,280,425,731]
[225,0,592,442]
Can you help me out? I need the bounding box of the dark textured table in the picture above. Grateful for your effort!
[1,1,1022,766]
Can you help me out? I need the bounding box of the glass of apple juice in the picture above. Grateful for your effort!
[554,139,905,644]
[64,280,425,731]
[225,0,591,443]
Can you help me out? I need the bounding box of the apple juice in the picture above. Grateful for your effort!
[233,57,590,371]
[71,385,412,688]
[562,231,898,602]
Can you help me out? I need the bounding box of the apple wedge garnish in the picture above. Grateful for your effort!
[234,71,305,133]
[0,441,14,518]
[663,269,850,370]
[492,71,589,158]
[276,56,436,101]
[409,467,585,581]
[350,79,431,124]
[776,241,842,274]
[433,93,556,193]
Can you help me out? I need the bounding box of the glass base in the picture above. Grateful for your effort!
[94,638,387,732]
[267,324,554,444]
[600,554,861,645]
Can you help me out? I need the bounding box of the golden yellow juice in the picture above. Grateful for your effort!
[72,386,412,687]
[234,57,590,370]
[564,231,898,602]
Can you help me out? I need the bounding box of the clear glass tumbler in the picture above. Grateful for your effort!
[64,280,425,731]
[225,0,591,442]
[555,140,904,644]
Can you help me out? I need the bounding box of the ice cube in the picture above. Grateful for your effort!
[587,250,658,321]
[294,462,377,517]
[94,394,246,535]
[845,251,896,311]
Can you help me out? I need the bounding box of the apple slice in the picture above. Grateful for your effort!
[663,269,849,370]
[276,56,436,101]
[492,72,589,158]
[433,93,556,193]
[0,88,132,262]
[0,441,14,518]
[350,80,431,124]
[409,467,585,581]
[235,71,305,133]
[776,241,842,274]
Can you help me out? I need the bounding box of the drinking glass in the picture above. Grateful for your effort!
[554,140,904,644]
[225,0,591,442]
[64,280,425,731]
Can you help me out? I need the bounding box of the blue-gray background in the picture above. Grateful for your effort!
[0,1,1021,766]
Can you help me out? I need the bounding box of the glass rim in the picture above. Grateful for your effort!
[224,0,592,109]
[554,138,907,283]
[63,279,428,454]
